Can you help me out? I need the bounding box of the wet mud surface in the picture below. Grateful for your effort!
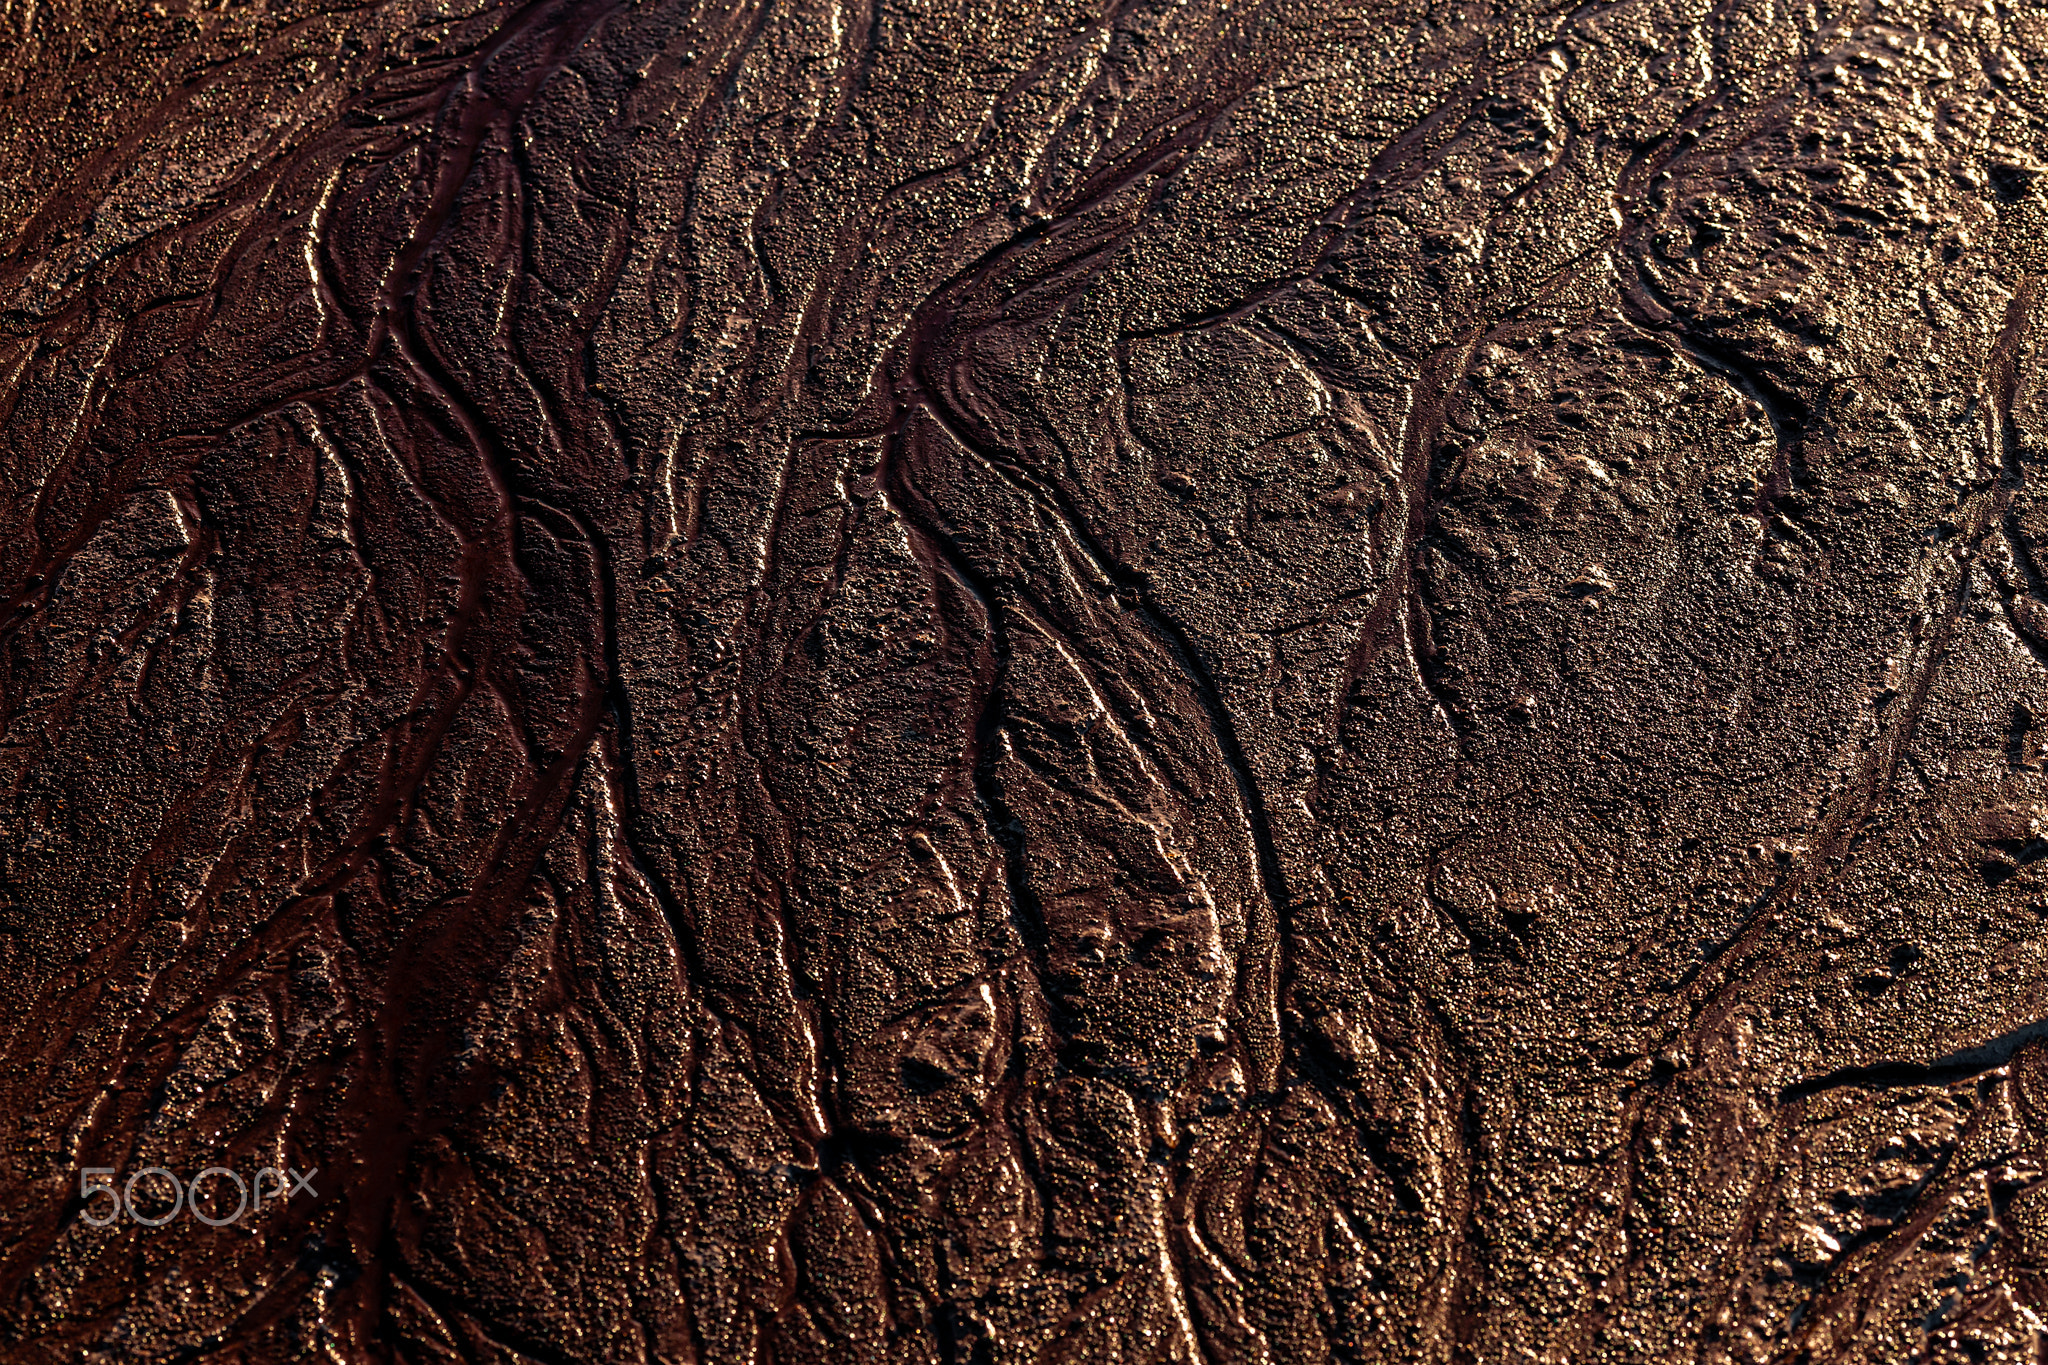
[4,0,2048,1360]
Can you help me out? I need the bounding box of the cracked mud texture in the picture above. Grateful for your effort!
[4,0,2048,1361]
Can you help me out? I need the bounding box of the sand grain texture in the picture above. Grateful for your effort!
[3,0,2048,1360]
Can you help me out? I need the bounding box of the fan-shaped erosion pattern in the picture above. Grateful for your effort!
[3,0,2048,1361]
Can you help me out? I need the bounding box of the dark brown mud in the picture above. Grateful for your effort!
[3,1,2048,1361]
